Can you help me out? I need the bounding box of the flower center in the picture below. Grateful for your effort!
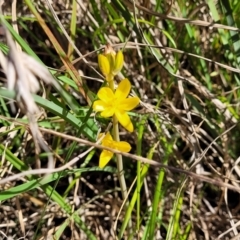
[112,97,120,107]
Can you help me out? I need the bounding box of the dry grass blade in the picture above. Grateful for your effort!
[1,0,240,238]
[123,0,240,31]
[0,120,239,195]
[0,20,60,169]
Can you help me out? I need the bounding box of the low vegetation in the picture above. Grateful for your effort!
[1,0,240,239]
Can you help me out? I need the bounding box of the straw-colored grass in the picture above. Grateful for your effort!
[1,0,240,239]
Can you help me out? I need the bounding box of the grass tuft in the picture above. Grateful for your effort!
[1,0,240,239]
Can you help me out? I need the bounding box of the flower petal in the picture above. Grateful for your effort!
[101,132,113,143]
[98,54,110,76]
[113,51,124,75]
[101,108,115,117]
[114,141,131,152]
[115,78,131,100]
[97,87,114,102]
[106,53,115,72]
[119,97,140,111]
[115,110,134,132]
[93,100,109,112]
[99,150,113,168]
[98,132,113,144]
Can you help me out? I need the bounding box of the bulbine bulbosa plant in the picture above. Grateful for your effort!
[93,45,140,204]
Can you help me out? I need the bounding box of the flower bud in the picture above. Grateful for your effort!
[113,50,124,75]
[98,54,110,77]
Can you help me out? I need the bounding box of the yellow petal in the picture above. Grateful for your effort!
[106,53,115,72]
[119,97,140,111]
[113,50,124,75]
[99,150,113,168]
[98,54,110,76]
[115,111,134,132]
[115,78,131,100]
[93,100,109,112]
[101,107,115,117]
[101,132,113,144]
[124,122,134,132]
[97,87,114,102]
[114,141,131,152]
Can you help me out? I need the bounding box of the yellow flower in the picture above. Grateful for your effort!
[113,50,124,75]
[99,132,131,168]
[98,45,124,81]
[98,54,110,77]
[93,78,140,132]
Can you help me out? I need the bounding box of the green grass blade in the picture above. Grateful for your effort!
[0,88,98,140]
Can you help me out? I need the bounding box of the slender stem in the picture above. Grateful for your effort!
[108,78,132,233]
[113,114,128,201]
[109,80,128,201]
[137,153,140,231]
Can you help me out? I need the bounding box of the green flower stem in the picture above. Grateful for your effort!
[109,79,132,231]
[113,114,128,200]
[108,80,128,202]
